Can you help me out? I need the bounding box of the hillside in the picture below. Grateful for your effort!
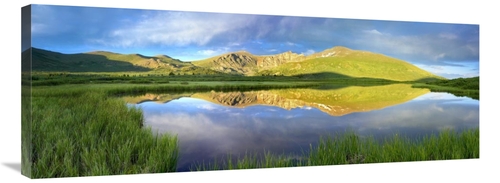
[191,51,259,75]
[28,46,445,81]
[31,48,150,72]
[29,47,221,74]
[191,50,308,75]
[258,46,445,81]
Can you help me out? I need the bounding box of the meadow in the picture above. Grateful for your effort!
[412,76,479,99]
[21,73,480,178]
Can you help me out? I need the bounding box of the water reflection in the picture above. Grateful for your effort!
[124,84,479,171]
[124,84,431,116]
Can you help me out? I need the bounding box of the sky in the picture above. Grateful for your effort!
[28,4,480,79]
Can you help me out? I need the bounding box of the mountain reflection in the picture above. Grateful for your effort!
[122,84,430,116]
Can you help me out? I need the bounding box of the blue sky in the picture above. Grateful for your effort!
[29,4,479,79]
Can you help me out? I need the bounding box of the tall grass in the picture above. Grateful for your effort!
[308,129,479,165]
[27,91,178,178]
[194,128,479,170]
[412,76,479,100]
[21,86,32,178]
[192,151,305,171]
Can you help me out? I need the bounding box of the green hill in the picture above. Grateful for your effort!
[258,46,445,81]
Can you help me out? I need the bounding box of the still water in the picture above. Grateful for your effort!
[123,84,479,171]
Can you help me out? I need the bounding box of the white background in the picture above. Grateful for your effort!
[1,0,498,182]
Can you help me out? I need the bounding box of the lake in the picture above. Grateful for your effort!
[123,84,479,171]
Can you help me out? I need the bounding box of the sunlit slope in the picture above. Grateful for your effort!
[190,84,430,116]
[190,50,307,75]
[191,51,259,75]
[87,51,193,69]
[259,47,445,81]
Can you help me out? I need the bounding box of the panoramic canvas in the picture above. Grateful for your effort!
[21,4,479,179]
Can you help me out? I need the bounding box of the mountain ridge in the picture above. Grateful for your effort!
[27,46,445,81]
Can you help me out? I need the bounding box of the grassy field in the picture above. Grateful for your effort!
[193,128,479,171]
[412,76,479,100]
[21,74,479,178]
[27,71,403,87]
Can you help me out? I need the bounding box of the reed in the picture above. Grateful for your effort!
[26,91,178,178]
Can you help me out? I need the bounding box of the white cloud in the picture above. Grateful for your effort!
[197,104,218,110]
[439,33,458,39]
[227,42,241,46]
[415,63,479,79]
[364,29,383,35]
[197,50,216,56]
[31,23,47,35]
[466,44,479,55]
[433,53,446,60]
[100,11,257,47]
[301,106,313,110]
[252,40,263,44]
[195,47,230,57]
[302,49,315,55]
[31,5,70,35]
[428,65,444,70]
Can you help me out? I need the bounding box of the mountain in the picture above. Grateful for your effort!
[28,46,445,81]
[29,47,220,74]
[191,51,259,75]
[191,50,308,75]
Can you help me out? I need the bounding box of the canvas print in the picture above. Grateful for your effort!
[21,4,479,179]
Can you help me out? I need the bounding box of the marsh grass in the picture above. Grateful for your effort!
[21,86,32,178]
[412,77,479,100]
[27,72,402,87]
[412,83,479,100]
[30,81,320,98]
[27,91,178,178]
[194,129,479,170]
[191,151,306,171]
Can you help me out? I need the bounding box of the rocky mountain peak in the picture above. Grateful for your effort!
[257,51,306,68]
